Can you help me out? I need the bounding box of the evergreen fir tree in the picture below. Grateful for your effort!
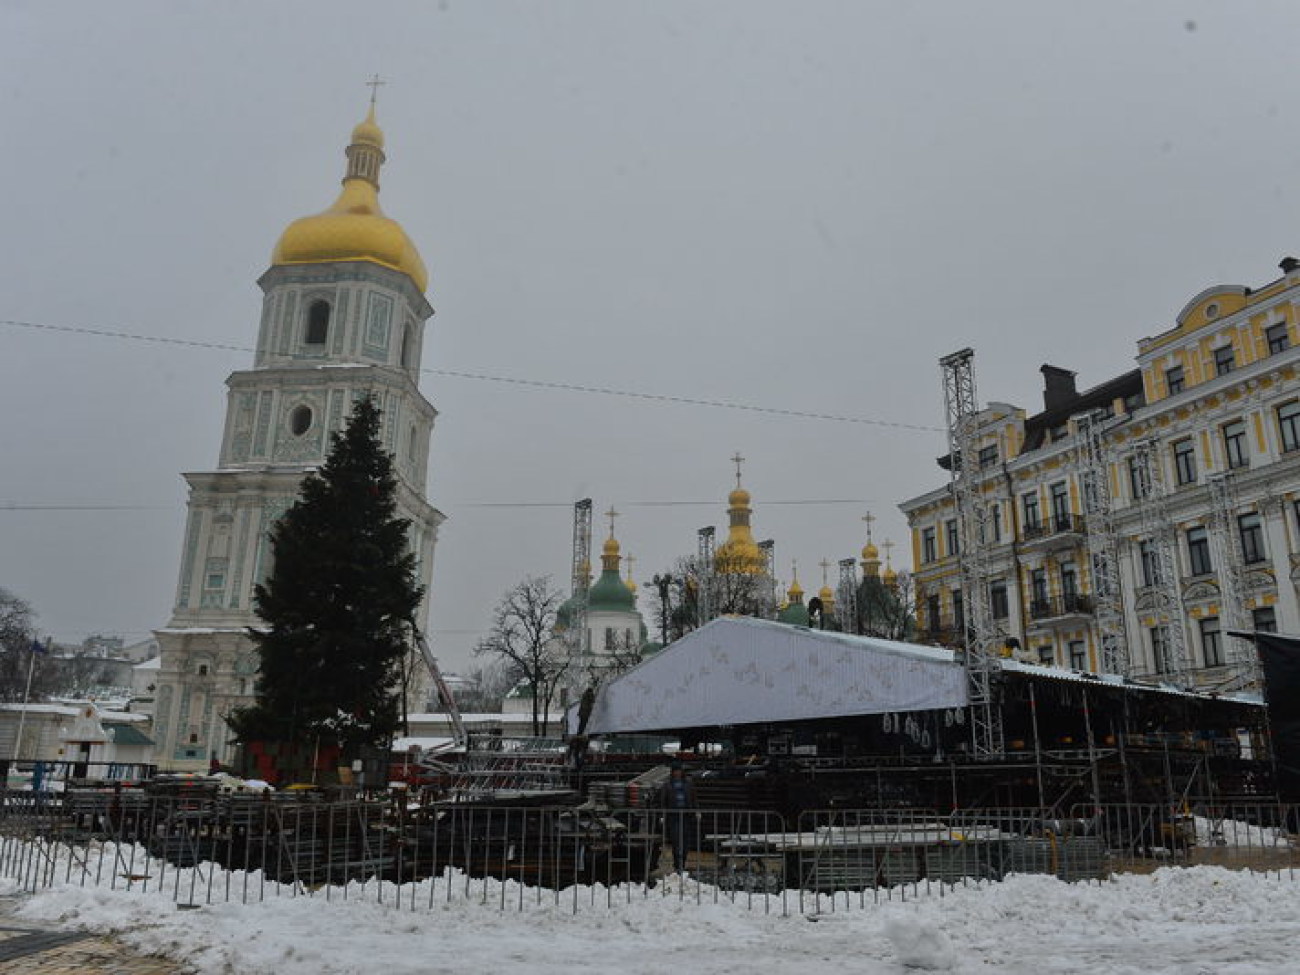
[227,395,423,761]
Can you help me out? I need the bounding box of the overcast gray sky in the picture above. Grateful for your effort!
[4,1,1300,671]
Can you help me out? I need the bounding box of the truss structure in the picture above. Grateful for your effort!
[1075,411,1129,676]
[1207,473,1258,688]
[1128,442,1193,687]
[696,526,716,627]
[939,348,1003,758]
[569,499,593,672]
[837,557,859,634]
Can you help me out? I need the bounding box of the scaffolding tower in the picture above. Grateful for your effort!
[569,499,593,678]
[1075,411,1129,677]
[1128,441,1193,687]
[939,348,1004,758]
[1207,472,1259,688]
[837,557,859,635]
[758,539,777,618]
[696,525,716,627]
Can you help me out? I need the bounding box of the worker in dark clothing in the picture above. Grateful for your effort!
[661,762,698,874]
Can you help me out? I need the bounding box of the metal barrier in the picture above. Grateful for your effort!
[2,792,1297,915]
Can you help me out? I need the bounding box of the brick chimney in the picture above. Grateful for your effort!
[1041,364,1078,411]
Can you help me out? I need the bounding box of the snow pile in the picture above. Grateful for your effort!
[884,915,955,970]
[6,860,1300,973]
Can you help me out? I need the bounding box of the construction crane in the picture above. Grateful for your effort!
[411,622,466,762]
[1075,411,1129,676]
[1128,440,1193,688]
[939,348,1004,758]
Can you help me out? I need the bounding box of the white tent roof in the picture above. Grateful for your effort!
[580,617,968,735]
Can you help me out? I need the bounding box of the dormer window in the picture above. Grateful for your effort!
[305,300,330,345]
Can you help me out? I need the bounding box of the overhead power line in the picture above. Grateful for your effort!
[3,498,884,513]
[2,317,942,432]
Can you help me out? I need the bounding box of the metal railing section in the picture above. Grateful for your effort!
[1,793,1296,916]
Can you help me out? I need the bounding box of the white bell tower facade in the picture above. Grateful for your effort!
[152,103,444,771]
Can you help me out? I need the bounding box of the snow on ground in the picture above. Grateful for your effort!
[5,866,1300,974]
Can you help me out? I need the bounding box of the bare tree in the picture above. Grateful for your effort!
[474,575,569,736]
[459,660,521,713]
[858,571,917,641]
[655,555,773,636]
[0,588,58,703]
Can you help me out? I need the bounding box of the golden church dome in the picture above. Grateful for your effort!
[861,542,879,561]
[728,487,750,507]
[351,112,384,148]
[271,105,428,293]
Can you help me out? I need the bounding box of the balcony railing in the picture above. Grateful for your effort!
[1028,592,1095,621]
[1021,513,1087,544]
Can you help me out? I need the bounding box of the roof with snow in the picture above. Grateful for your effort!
[577,616,1264,735]
[581,617,968,735]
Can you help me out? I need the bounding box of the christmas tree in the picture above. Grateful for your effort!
[227,395,423,763]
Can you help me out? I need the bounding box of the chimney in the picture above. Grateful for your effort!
[1280,256,1300,274]
[1041,365,1078,411]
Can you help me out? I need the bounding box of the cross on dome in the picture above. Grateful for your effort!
[820,558,832,585]
[365,74,387,107]
[731,452,745,486]
[882,539,895,562]
[605,505,620,537]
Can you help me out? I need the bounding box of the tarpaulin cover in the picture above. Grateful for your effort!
[1253,631,1300,801]
[577,616,968,735]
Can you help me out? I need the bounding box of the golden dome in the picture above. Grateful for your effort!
[861,542,879,561]
[271,107,428,293]
[728,486,750,507]
[602,536,621,558]
[788,577,804,600]
[883,565,898,585]
[818,584,834,603]
[351,105,385,148]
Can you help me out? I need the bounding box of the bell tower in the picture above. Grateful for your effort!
[152,100,444,771]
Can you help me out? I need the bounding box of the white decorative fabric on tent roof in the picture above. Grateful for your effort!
[578,616,968,735]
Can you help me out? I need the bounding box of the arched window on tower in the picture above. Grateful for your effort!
[400,324,414,368]
[305,300,330,346]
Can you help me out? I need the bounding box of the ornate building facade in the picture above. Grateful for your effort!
[901,257,1300,690]
[152,105,444,770]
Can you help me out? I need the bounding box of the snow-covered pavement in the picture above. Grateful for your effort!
[5,866,1299,974]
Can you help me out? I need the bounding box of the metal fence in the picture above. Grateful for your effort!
[2,790,1297,916]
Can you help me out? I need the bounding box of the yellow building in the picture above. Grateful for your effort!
[901,257,1300,688]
